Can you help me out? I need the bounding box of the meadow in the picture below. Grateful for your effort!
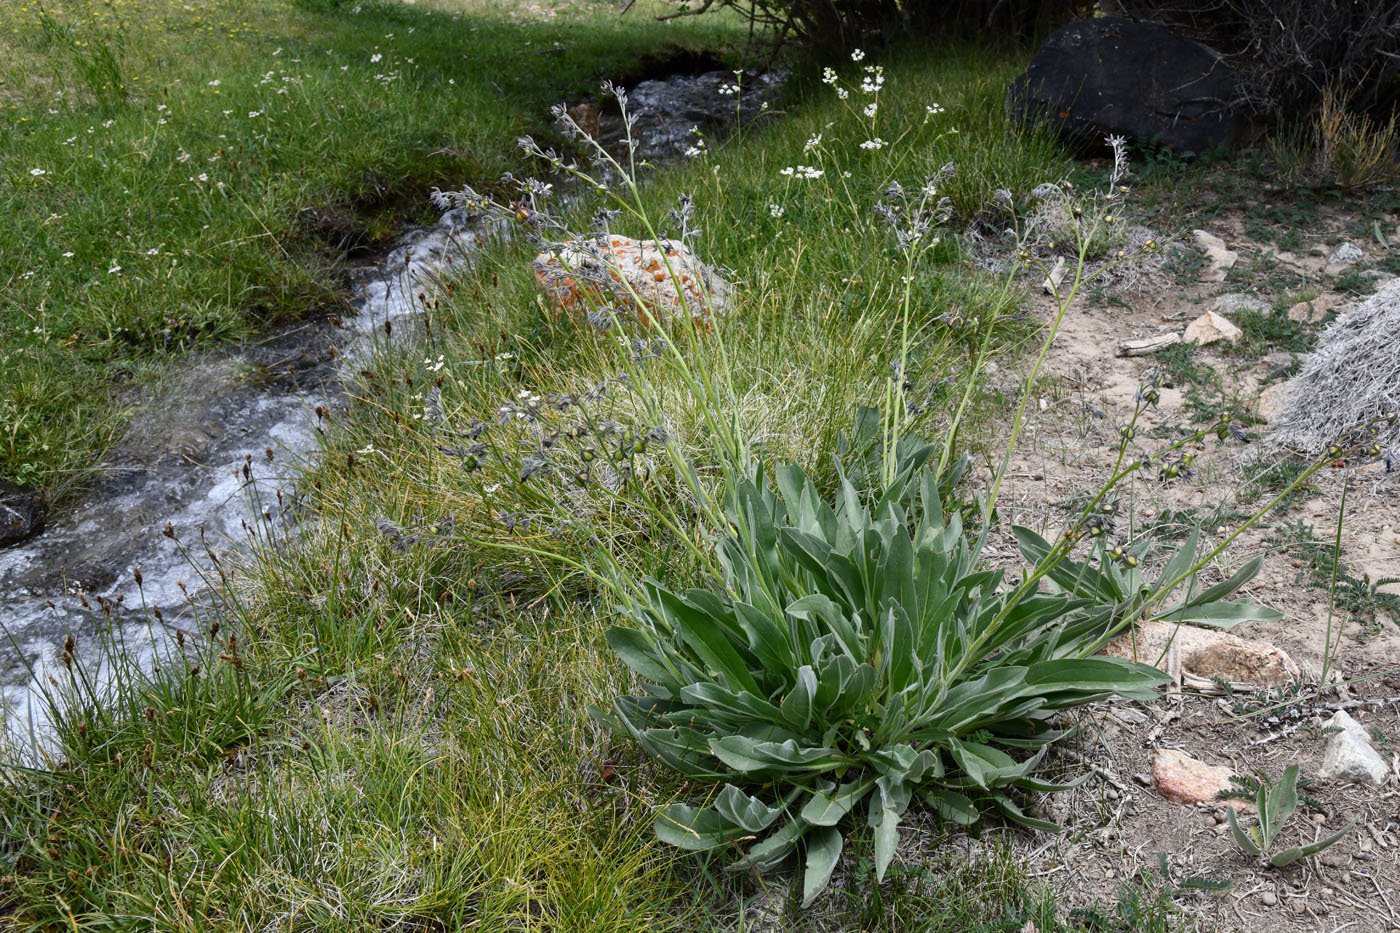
[5,0,1397,930]
[0,0,740,498]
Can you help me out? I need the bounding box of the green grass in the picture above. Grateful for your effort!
[0,18,1169,930]
[0,0,744,497]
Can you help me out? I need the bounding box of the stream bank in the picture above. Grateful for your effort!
[0,65,785,752]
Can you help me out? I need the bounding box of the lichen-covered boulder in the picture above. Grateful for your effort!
[1007,16,1240,154]
[533,235,729,327]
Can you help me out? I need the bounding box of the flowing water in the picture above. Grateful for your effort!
[0,68,783,753]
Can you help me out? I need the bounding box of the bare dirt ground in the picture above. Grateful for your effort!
[972,199,1400,931]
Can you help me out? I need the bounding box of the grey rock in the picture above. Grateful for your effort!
[1007,16,1240,154]
[1213,293,1269,315]
[1319,710,1388,784]
[594,70,785,161]
[1328,242,1364,265]
[0,480,45,547]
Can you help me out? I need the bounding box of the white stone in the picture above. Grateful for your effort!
[1183,310,1243,346]
[1328,242,1364,266]
[1193,229,1237,283]
[1319,710,1389,784]
[1213,293,1269,315]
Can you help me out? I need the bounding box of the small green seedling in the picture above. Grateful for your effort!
[1225,765,1355,868]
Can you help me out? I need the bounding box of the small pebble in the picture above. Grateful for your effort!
[1261,891,1278,907]
[1312,813,1327,825]
[1212,823,1229,835]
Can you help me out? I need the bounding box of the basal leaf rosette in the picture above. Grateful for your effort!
[593,461,1168,906]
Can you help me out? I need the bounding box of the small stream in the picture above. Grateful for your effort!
[0,68,784,753]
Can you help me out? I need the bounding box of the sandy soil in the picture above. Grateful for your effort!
[968,202,1400,931]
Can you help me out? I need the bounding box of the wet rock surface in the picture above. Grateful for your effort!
[590,69,785,160]
[0,211,487,748]
[0,481,45,547]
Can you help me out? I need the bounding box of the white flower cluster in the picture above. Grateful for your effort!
[779,165,824,179]
[769,203,784,218]
[859,138,886,150]
[803,133,822,153]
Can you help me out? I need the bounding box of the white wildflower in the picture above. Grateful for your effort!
[769,203,784,218]
[860,138,886,150]
[851,49,865,62]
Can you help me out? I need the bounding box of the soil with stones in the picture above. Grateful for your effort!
[965,189,1400,931]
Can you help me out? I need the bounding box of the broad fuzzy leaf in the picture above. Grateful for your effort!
[801,780,871,826]
[709,736,837,773]
[873,807,901,881]
[802,826,843,907]
[655,804,741,851]
[1227,807,1262,857]
[714,785,785,834]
